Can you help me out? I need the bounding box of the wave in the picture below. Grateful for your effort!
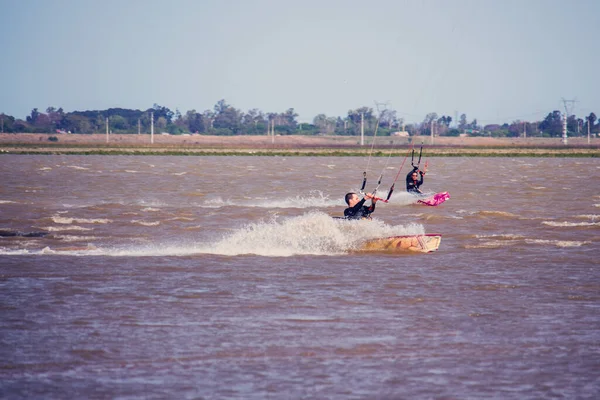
[422,213,463,221]
[575,215,600,221]
[131,220,160,226]
[51,216,112,224]
[465,233,527,248]
[465,239,521,249]
[466,236,591,249]
[385,191,422,206]
[42,226,93,232]
[525,239,590,247]
[4,212,426,257]
[53,235,100,242]
[153,213,424,257]
[477,210,520,218]
[168,217,195,222]
[474,233,525,240]
[542,221,600,227]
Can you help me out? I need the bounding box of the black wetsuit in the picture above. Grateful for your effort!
[344,198,376,220]
[406,166,424,193]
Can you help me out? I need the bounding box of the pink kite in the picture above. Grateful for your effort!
[417,191,450,206]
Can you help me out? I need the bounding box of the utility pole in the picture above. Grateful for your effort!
[150,112,154,144]
[360,112,364,146]
[523,121,526,138]
[138,119,141,135]
[561,98,576,145]
[588,116,591,145]
[105,117,109,143]
[430,120,434,145]
[271,119,275,144]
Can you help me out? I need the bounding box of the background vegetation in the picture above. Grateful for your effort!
[1,100,598,139]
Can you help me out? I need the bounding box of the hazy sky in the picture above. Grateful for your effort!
[1,0,598,124]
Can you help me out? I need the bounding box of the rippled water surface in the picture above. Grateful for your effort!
[1,154,599,399]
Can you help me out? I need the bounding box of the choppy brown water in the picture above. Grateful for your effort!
[1,154,599,399]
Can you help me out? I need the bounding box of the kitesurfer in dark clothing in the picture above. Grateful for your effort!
[406,166,425,194]
[344,192,378,220]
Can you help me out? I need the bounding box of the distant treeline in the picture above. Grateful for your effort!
[1,100,598,138]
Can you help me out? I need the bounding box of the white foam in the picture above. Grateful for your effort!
[43,226,92,232]
[0,248,32,255]
[52,216,112,224]
[385,191,421,206]
[465,240,519,249]
[478,210,520,218]
[168,217,195,221]
[475,233,525,240]
[131,220,160,226]
[104,212,426,257]
[53,235,99,242]
[542,221,600,227]
[575,215,600,221]
[525,239,590,247]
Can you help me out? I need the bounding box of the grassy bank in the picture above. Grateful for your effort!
[0,134,599,157]
[1,145,598,157]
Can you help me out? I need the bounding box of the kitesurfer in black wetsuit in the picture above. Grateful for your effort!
[406,166,425,194]
[344,192,378,220]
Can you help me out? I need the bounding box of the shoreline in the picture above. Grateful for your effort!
[1,133,598,157]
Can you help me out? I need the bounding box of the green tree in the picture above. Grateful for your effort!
[508,121,525,137]
[12,119,30,132]
[151,104,174,124]
[26,108,41,125]
[109,115,128,131]
[185,110,204,133]
[458,113,468,131]
[156,116,167,130]
[62,114,92,133]
[538,111,563,137]
[567,115,578,135]
[242,108,266,135]
[587,112,597,134]
[313,114,333,134]
[282,108,298,129]
[437,116,452,127]
[0,113,16,132]
[346,107,375,136]
[213,101,242,134]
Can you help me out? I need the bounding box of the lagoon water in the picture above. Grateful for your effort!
[1,154,599,399]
